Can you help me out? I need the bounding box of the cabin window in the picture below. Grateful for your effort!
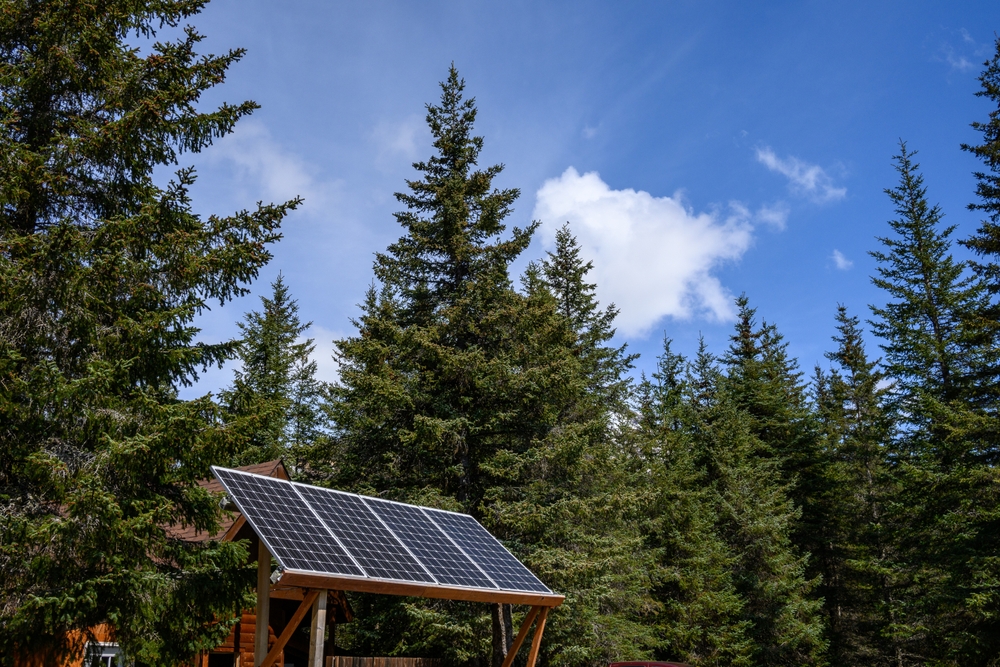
[85,642,129,667]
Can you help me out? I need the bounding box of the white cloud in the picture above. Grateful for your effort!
[940,44,975,71]
[533,167,755,336]
[831,249,853,270]
[372,115,428,164]
[755,201,790,230]
[208,120,341,213]
[303,325,344,385]
[936,29,991,72]
[756,147,846,203]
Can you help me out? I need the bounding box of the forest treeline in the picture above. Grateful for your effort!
[2,3,1000,667]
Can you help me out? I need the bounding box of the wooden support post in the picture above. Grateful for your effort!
[308,590,328,667]
[525,607,549,667]
[500,606,541,667]
[260,589,320,667]
[255,540,271,667]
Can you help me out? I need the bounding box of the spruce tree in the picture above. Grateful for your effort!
[634,335,825,666]
[870,142,991,425]
[869,142,1000,666]
[814,306,896,666]
[0,1,295,664]
[719,296,828,580]
[540,223,636,411]
[961,36,1000,293]
[637,339,753,667]
[221,274,325,465]
[325,68,654,666]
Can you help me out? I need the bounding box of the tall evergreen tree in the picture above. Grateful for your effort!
[871,142,991,425]
[0,2,295,664]
[868,142,1000,665]
[540,223,636,411]
[637,339,752,667]
[634,335,825,667]
[701,334,827,667]
[813,306,896,666]
[221,273,325,465]
[961,36,1000,294]
[720,296,828,574]
[324,68,653,667]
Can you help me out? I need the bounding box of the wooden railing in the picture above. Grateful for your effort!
[325,658,442,667]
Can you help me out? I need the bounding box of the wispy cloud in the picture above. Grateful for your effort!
[756,147,846,203]
[304,325,344,385]
[935,28,991,72]
[534,167,757,336]
[372,115,428,166]
[832,249,853,270]
[207,120,342,213]
[755,202,790,230]
[939,44,975,71]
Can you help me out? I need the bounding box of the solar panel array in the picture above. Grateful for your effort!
[212,467,551,594]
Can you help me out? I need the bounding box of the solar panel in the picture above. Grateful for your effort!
[295,485,433,583]
[365,497,497,589]
[426,509,551,593]
[211,466,554,597]
[212,468,362,576]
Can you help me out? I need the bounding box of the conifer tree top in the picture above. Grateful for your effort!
[375,66,533,318]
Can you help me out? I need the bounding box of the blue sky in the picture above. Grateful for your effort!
[176,0,1000,397]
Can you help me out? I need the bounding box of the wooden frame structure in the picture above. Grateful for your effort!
[253,542,564,667]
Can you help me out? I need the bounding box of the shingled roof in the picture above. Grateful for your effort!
[168,459,289,543]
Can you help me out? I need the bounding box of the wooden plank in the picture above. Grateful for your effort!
[524,607,549,667]
[500,606,540,667]
[269,586,305,601]
[278,571,564,607]
[255,540,271,667]
[259,589,320,667]
[308,590,328,667]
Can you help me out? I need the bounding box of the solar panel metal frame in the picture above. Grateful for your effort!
[211,466,563,607]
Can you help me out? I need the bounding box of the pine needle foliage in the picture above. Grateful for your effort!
[220,274,326,466]
[323,68,654,667]
[867,141,1000,665]
[813,306,897,667]
[0,2,295,664]
[961,36,1000,292]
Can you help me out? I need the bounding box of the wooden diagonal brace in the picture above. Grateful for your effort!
[500,606,541,667]
[259,588,320,667]
[525,607,549,667]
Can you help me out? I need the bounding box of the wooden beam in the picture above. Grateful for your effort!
[259,589,320,667]
[308,590,328,667]
[255,540,271,667]
[269,586,305,601]
[525,607,549,667]
[500,606,540,667]
[278,571,565,607]
[223,513,247,542]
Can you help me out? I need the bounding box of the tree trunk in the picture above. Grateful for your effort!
[491,603,514,667]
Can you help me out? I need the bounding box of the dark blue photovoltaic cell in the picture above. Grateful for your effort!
[426,509,551,593]
[213,466,554,595]
[212,468,361,576]
[295,485,433,583]
[365,498,496,589]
